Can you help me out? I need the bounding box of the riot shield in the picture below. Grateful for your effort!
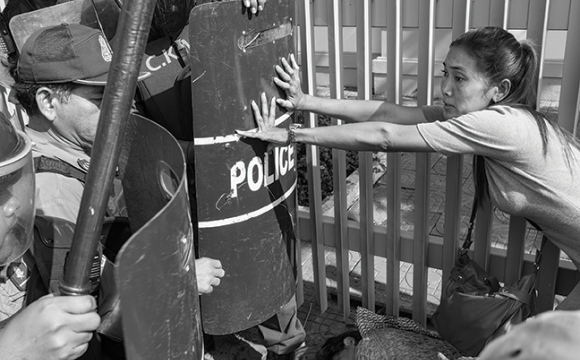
[115,114,203,360]
[9,0,120,51]
[189,0,297,335]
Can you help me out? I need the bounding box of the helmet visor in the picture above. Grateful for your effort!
[0,130,34,266]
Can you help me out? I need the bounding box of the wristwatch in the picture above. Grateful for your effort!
[288,123,302,145]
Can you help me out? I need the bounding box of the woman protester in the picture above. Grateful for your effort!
[237,26,580,310]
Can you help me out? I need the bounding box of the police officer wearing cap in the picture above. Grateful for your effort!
[9,20,224,293]
[6,22,225,358]
[0,114,101,360]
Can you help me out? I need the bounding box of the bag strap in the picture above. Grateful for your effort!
[532,236,547,271]
[460,196,478,252]
[459,193,546,272]
[497,286,533,305]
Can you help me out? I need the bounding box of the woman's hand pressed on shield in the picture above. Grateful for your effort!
[236,93,289,149]
[243,0,266,14]
[273,54,307,111]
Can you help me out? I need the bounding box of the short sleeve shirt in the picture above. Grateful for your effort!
[417,105,580,268]
[25,126,89,224]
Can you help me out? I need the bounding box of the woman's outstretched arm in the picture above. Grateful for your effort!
[274,54,427,125]
[236,93,434,153]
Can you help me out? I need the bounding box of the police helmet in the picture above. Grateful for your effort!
[0,115,34,266]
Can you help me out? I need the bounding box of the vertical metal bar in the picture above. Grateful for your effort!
[556,0,580,133]
[500,0,527,289]
[502,0,551,289]
[536,0,580,312]
[470,0,502,265]
[298,0,328,313]
[384,0,402,317]
[504,216,526,285]
[293,0,304,308]
[327,0,350,320]
[574,90,580,138]
[295,213,304,307]
[537,234,559,312]
[413,0,435,327]
[503,0,510,28]
[356,0,375,311]
[442,0,470,289]
[526,0,550,108]
[489,0,507,27]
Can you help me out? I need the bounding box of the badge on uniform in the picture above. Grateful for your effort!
[77,158,90,172]
[7,258,31,291]
[78,158,120,176]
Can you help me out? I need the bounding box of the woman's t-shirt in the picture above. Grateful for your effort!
[418,105,580,267]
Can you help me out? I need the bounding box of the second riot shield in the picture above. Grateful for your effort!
[115,114,203,360]
[189,0,297,335]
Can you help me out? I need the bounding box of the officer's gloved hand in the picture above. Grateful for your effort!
[0,294,101,360]
[243,0,266,14]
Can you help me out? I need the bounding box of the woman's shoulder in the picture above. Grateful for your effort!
[477,104,533,117]
[458,105,537,129]
[422,104,534,123]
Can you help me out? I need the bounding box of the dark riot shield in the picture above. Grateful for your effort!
[115,114,203,360]
[189,0,297,335]
[9,0,120,51]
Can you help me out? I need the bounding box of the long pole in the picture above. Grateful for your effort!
[60,0,156,295]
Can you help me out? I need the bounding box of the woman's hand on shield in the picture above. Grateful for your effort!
[274,54,307,111]
[236,93,289,150]
[243,0,266,14]
[195,257,225,294]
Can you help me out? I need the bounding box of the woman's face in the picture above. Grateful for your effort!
[440,46,498,120]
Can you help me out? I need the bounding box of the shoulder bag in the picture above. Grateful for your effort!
[431,199,542,356]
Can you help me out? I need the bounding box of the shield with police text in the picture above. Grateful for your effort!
[115,114,203,359]
[189,0,297,335]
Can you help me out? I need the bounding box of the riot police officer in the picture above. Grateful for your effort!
[0,115,100,360]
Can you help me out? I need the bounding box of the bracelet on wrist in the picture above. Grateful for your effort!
[288,123,302,145]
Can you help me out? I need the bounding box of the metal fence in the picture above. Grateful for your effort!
[294,0,580,327]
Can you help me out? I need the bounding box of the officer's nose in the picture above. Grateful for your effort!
[3,197,21,218]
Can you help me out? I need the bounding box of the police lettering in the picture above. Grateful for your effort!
[230,145,295,198]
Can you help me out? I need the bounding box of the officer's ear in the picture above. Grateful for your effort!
[36,87,57,121]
